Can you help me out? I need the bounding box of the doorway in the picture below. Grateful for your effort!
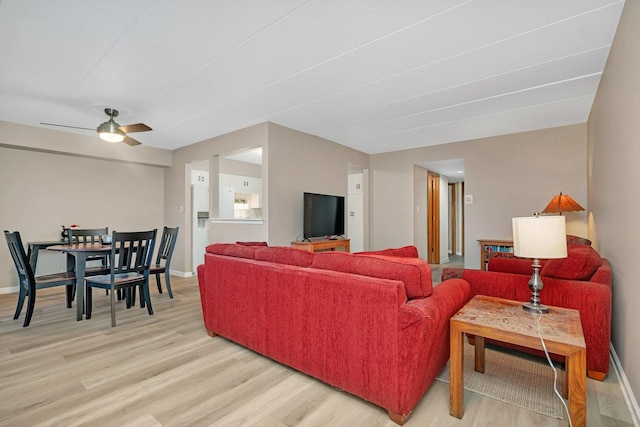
[427,172,440,264]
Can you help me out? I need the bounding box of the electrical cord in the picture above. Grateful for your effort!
[536,312,573,427]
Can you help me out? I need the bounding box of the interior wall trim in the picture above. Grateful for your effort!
[610,344,640,426]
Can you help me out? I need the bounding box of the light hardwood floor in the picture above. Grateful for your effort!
[0,270,634,427]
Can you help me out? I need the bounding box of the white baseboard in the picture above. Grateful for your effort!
[169,268,195,278]
[0,286,19,295]
[610,344,640,426]
[440,256,450,264]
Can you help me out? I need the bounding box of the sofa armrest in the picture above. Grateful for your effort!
[399,278,470,330]
[395,278,470,414]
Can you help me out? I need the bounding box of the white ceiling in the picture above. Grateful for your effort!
[0,0,624,154]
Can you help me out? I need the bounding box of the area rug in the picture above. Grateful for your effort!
[436,343,566,419]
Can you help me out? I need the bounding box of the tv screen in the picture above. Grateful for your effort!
[303,192,345,239]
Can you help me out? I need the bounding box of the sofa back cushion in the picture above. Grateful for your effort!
[355,245,419,258]
[311,251,432,298]
[487,257,534,275]
[540,244,603,280]
[255,246,316,267]
[205,243,257,259]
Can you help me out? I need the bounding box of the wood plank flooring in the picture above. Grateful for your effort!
[0,271,634,426]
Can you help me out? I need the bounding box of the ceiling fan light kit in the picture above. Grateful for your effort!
[41,107,151,146]
[97,120,125,143]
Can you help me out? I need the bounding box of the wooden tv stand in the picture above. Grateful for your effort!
[291,239,350,253]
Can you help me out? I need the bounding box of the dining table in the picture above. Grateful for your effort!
[47,242,111,321]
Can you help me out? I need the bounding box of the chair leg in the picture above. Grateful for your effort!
[13,284,26,320]
[65,284,74,309]
[164,271,174,299]
[23,286,36,327]
[139,285,145,308]
[86,286,93,319]
[129,288,136,308]
[110,289,116,327]
[156,274,163,294]
[142,283,153,315]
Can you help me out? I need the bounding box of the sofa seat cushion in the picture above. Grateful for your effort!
[540,244,603,280]
[205,243,257,259]
[255,246,316,267]
[355,245,419,258]
[311,251,432,298]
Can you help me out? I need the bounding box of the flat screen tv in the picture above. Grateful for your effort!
[303,192,345,240]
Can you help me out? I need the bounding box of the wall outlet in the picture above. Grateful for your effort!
[465,195,473,204]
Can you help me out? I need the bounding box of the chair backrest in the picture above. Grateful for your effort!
[68,227,108,244]
[4,230,35,290]
[155,226,179,267]
[109,229,157,277]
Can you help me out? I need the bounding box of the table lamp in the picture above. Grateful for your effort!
[512,214,567,313]
[541,192,585,214]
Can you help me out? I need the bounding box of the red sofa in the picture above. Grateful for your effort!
[197,244,470,424]
[442,243,611,380]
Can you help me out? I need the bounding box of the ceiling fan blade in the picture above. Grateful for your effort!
[123,135,141,146]
[40,122,94,131]
[118,123,152,133]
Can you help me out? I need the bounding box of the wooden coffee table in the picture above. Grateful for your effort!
[449,295,586,427]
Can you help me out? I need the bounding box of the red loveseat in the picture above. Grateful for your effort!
[442,243,611,380]
[197,244,470,424]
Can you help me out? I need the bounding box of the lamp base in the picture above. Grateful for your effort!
[522,301,549,314]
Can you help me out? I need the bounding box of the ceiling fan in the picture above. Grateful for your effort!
[41,108,152,146]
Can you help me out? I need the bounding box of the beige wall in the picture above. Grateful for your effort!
[370,124,588,268]
[168,123,269,274]
[588,0,640,410]
[266,123,370,246]
[167,122,370,272]
[0,144,165,292]
[413,165,428,259]
[0,121,171,167]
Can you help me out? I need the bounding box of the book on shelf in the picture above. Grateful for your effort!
[486,245,514,253]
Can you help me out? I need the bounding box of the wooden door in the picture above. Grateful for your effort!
[449,183,457,256]
[427,173,440,264]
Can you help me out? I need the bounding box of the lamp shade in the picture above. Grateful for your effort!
[512,216,567,259]
[541,192,584,214]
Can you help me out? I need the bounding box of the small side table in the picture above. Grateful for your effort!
[450,295,586,427]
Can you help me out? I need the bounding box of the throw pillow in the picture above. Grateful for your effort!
[356,245,419,258]
[205,243,257,259]
[255,246,315,267]
[540,244,602,280]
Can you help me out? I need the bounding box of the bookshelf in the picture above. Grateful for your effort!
[478,239,514,271]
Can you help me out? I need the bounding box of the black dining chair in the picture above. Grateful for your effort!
[85,229,157,327]
[150,226,179,298]
[4,230,76,327]
[68,227,110,275]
